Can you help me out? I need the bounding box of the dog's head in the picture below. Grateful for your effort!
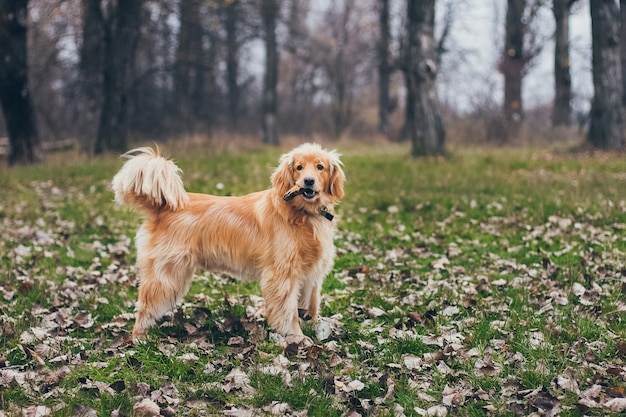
[271,143,345,211]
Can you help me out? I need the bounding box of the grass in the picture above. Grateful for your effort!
[1,142,626,416]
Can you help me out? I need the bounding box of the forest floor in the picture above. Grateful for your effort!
[1,143,626,416]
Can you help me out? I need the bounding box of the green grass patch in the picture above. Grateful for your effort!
[2,144,626,415]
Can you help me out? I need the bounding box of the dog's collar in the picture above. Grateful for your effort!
[320,206,334,221]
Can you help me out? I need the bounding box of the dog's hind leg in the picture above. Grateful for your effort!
[132,257,194,340]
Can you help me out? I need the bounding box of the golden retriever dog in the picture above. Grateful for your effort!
[112,143,345,340]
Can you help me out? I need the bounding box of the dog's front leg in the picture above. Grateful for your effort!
[297,281,320,322]
[306,283,320,321]
[261,271,303,337]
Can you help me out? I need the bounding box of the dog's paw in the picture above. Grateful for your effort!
[285,333,314,348]
[283,333,315,357]
[131,328,148,345]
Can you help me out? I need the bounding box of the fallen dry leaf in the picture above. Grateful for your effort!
[223,368,255,395]
[132,399,160,417]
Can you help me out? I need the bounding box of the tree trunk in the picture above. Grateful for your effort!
[331,46,350,137]
[261,0,279,145]
[404,0,445,157]
[377,0,391,136]
[79,0,104,154]
[587,0,624,149]
[175,0,204,134]
[329,0,353,138]
[225,0,240,126]
[621,0,626,107]
[94,0,142,155]
[0,0,42,165]
[552,0,572,126]
[502,0,525,139]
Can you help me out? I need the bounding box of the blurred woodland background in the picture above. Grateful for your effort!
[0,0,625,165]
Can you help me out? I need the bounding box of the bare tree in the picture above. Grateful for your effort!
[552,0,579,127]
[314,0,375,137]
[27,0,82,144]
[94,1,142,154]
[80,0,104,153]
[175,0,205,134]
[404,0,445,157]
[324,0,354,136]
[261,0,279,145]
[436,0,454,68]
[281,0,319,134]
[220,0,260,128]
[79,0,142,155]
[500,0,544,139]
[224,0,241,126]
[131,2,221,138]
[378,0,391,136]
[587,0,624,149]
[621,0,626,108]
[502,0,524,135]
[0,0,43,165]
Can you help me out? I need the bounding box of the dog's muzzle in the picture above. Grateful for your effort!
[302,188,317,199]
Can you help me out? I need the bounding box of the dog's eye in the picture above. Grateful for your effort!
[296,165,303,171]
[317,164,324,171]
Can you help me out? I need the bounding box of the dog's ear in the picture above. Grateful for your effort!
[328,156,345,200]
[271,152,293,196]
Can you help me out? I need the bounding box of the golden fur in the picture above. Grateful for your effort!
[111,143,345,339]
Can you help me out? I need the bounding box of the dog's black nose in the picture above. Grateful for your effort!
[304,177,315,187]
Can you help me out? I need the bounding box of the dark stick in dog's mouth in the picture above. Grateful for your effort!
[283,185,305,201]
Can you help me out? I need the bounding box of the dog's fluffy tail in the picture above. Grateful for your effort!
[112,147,189,213]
